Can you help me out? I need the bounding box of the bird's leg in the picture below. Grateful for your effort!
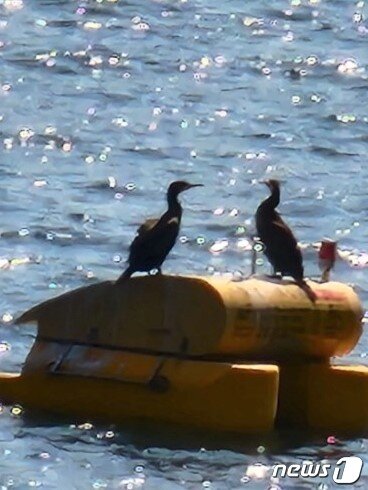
[157,267,162,275]
[115,265,134,285]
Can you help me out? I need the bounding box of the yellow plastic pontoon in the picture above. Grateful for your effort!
[0,275,365,433]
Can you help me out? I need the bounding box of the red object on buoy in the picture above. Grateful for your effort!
[319,239,337,281]
[319,240,337,261]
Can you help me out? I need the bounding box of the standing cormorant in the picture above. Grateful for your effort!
[255,179,316,301]
[116,181,203,282]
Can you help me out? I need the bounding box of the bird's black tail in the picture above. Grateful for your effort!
[296,279,317,303]
[115,266,133,285]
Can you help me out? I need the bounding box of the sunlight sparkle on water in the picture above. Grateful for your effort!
[108,55,120,66]
[196,236,206,245]
[215,109,228,118]
[336,114,356,123]
[243,17,261,27]
[113,117,129,128]
[62,141,72,152]
[337,58,359,74]
[237,238,252,251]
[18,128,34,142]
[213,207,224,216]
[89,56,103,67]
[283,31,294,42]
[199,56,211,69]
[2,313,13,323]
[0,342,11,353]
[11,404,23,417]
[119,477,145,489]
[4,0,23,11]
[83,21,102,30]
[210,239,228,253]
[27,480,41,488]
[245,463,269,479]
[34,180,47,187]
[108,177,117,188]
[131,20,150,31]
[311,94,322,103]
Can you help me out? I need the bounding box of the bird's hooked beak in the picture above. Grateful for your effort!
[259,179,285,188]
[185,183,204,190]
[259,180,272,189]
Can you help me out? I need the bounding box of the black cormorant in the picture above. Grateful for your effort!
[255,179,316,301]
[116,181,202,282]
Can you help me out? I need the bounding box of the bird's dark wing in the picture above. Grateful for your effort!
[136,218,160,237]
[256,209,297,247]
[272,218,298,247]
[128,212,180,267]
[132,213,177,245]
[264,218,303,279]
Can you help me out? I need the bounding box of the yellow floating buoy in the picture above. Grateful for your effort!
[0,274,364,433]
[278,363,368,432]
[16,275,363,361]
[0,356,279,433]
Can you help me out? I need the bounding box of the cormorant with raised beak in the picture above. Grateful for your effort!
[255,179,316,301]
[116,181,202,282]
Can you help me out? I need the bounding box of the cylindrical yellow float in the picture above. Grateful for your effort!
[1,274,364,433]
[0,355,279,433]
[16,275,363,361]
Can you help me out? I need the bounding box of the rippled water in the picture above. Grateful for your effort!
[1,0,368,488]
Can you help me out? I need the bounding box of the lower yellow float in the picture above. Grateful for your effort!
[0,275,366,433]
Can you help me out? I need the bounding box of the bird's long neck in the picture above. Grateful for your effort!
[167,192,182,218]
[263,185,280,212]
